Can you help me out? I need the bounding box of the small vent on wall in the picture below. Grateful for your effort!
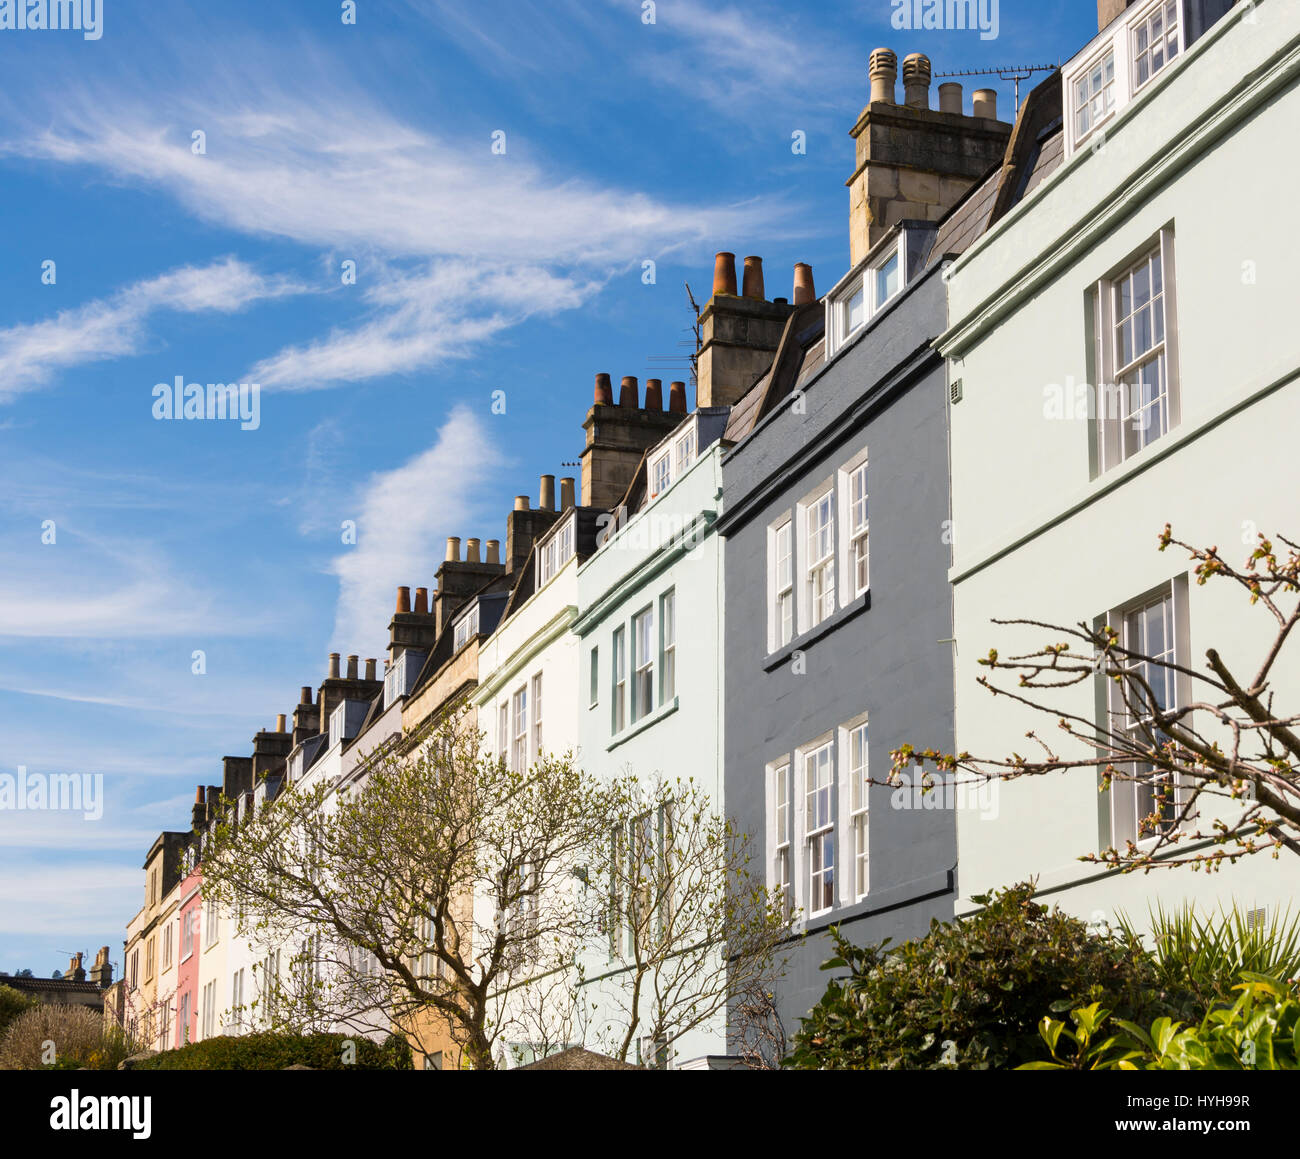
[1246,906,1267,932]
[950,378,963,405]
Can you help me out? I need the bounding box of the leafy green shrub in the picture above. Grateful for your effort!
[786,882,1192,1070]
[1023,975,1300,1070]
[0,985,39,1040]
[134,1030,414,1070]
[0,1004,136,1070]
[1121,904,1300,1009]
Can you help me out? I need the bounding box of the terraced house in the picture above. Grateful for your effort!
[940,0,1297,927]
[105,0,1298,1070]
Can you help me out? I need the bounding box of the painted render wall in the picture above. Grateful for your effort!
[574,441,727,1066]
[941,0,1300,923]
[721,265,958,1038]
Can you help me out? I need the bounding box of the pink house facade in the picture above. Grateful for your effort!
[174,863,203,1049]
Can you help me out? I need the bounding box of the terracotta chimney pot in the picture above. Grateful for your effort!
[742,256,765,301]
[619,376,639,408]
[644,379,663,410]
[793,263,817,305]
[396,586,411,615]
[711,252,738,297]
[594,373,614,406]
[669,381,688,414]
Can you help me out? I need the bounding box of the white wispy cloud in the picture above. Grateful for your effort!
[0,257,304,401]
[329,407,505,655]
[1,69,780,392]
[253,260,599,390]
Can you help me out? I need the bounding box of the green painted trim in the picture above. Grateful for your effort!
[606,696,680,753]
[950,364,1300,586]
[471,603,576,706]
[939,9,1300,359]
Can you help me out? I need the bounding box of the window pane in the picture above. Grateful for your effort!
[875,252,899,306]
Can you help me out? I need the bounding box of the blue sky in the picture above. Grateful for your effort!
[0,0,1094,977]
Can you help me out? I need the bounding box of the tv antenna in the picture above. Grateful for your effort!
[933,62,1058,118]
[646,281,702,388]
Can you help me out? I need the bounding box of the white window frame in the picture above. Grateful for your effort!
[537,514,576,587]
[837,450,870,607]
[798,482,836,632]
[826,235,907,358]
[768,517,794,652]
[202,979,217,1040]
[1064,0,1189,158]
[767,760,793,921]
[205,900,219,947]
[648,418,700,500]
[612,627,627,733]
[632,606,654,722]
[589,647,599,709]
[498,700,509,764]
[230,968,244,1031]
[1071,44,1116,146]
[1094,228,1179,473]
[1104,578,1191,848]
[531,672,543,760]
[453,603,480,652]
[650,451,672,499]
[800,738,836,918]
[178,992,191,1045]
[511,684,528,772]
[674,425,696,478]
[181,908,194,961]
[660,589,676,704]
[1130,0,1181,91]
[840,716,870,902]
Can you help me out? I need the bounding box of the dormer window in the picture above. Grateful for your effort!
[826,232,907,359]
[647,417,699,500]
[453,604,480,652]
[1064,0,1189,159]
[537,514,575,587]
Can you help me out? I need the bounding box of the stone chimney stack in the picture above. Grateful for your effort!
[387,585,438,669]
[64,952,86,983]
[191,786,206,831]
[433,539,506,637]
[581,371,684,509]
[293,686,319,746]
[251,720,291,782]
[317,650,384,736]
[848,47,1013,265]
[89,946,113,989]
[1097,0,1133,30]
[222,756,254,799]
[695,252,798,409]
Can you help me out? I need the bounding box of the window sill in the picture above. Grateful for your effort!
[764,591,871,671]
[607,696,680,752]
